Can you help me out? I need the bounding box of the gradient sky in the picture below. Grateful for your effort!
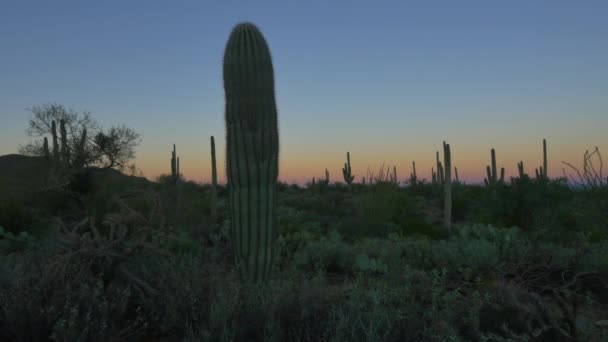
[1,0,606,186]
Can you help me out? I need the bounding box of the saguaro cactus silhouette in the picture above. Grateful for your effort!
[210,136,218,223]
[43,137,50,161]
[410,161,417,187]
[443,141,452,231]
[51,120,59,163]
[342,151,355,192]
[60,119,70,166]
[223,22,280,284]
[171,144,179,184]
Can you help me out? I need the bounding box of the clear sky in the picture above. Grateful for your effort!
[1,0,606,185]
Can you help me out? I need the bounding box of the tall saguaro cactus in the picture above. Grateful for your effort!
[410,161,417,187]
[171,144,179,184]
[73,128,87,168]
[443,141,452,231]
[436,151,444,185]
[223,22,280,284]
[60,119,70,166]
[542,138,548,180]
[210,136,218,223]
[43,137,50,161]
[342,151,355,192]
[484,148,504,186]
[51,120,59,163]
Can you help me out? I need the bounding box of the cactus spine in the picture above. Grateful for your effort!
[223,22,280,284]
[342,151,355,192]
[210,136,218,223]
[443,141,452,231]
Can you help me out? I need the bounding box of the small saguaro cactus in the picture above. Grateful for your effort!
[436,151,444,185]
[543,138,548,179]
[342,151,355,192]
[517,161,525,178]
[171,144,179,184]
[51,120,59,163]
[73,128,87,168]
[454,166,459,183]
[432,167,437,185]
[410,161,417,187]
[443,141,452,231]
[60,119,70,166]
[210,136,218,223]
[539,138,548,181]
[484,148,504,186]
[43,137,50,161]
[224,22,280,284]
[389,165,398,185]
[438,161,444,186]
[325,168,330,184]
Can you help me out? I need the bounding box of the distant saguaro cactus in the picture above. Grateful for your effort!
[171,144,179,184]
[51,120,59,163]
[342,151,355,192]
[540,138,548,181]
[443,141,452,231]
[517,161,526,178]
[73,128,87,168]
[210,136,218,223]
[223,22,280,284]
[43,137,50,161]
[410,161,417,187]
[60,119,70,166]
[484,148,504,186]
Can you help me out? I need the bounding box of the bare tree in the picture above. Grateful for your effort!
[92,125,140,171]
[562,146,606,191]
[19,102,141,172]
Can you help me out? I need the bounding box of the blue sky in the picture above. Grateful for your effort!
[1,0,606,184]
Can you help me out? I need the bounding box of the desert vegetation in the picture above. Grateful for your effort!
[1,22,607,342]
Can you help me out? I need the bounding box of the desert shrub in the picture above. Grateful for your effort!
[0,244,155,341]
[293,229,355,274]
[0,197,41,235]
[354,187,412,238]
[399,218,447,240]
